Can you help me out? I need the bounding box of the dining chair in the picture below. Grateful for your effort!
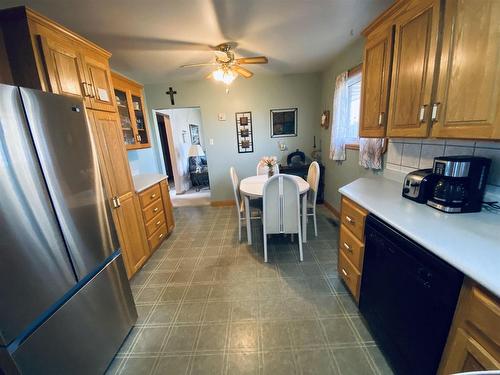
[306,161,320,236]
[262,174,303,262]
[256,160,279,175]
[230,167,261,242]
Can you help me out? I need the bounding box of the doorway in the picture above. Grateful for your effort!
[154,108,210,207]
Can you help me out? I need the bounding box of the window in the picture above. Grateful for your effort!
[346,70,362,143]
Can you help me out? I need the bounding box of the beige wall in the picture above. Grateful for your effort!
[140,73,322,201]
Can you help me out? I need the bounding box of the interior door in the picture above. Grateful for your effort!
[0,84,76,346]
[430,0,500,140]
[359,26,394,138]
[39,35,90,106]
[386,0,441,138]
[84,53,116,112]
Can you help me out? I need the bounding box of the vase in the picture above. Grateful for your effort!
[268,168,274,178]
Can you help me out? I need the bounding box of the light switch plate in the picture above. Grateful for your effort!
[209,138,214,145]
[218,113,226,121]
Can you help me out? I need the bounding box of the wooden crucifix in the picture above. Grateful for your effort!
[166,87,177,105]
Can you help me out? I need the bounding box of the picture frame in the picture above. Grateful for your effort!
[235,111,254,153]
[270,108,298,137]
[189,124,200,145]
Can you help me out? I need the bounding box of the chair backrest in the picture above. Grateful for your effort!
[307,161,320,205]
[263,174,300,234]
[257,161,280,175]
[229,167,241,213]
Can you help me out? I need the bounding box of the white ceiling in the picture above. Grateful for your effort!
[1,0,393,84]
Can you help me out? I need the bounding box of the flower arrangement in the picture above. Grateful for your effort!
[260,156,278,177]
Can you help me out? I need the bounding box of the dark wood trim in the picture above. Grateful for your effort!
[348,64,363,78]
[210,200,235,207]
[362,0,407,36]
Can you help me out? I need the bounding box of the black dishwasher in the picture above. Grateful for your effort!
[359,214,463,375]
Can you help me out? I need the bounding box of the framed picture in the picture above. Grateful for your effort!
[189,124,200,145]
[235,111,254,153]
[270,108,297,137]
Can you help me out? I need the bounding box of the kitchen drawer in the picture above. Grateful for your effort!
[339,251,361,302]
[145,210,166,237]
[139,183,161,208]
[142,199,163,222]
[339,224,365,272]
[341,196,368,241]
[148,223,168,251]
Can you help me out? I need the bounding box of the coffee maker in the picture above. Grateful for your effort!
[427,156,491,213]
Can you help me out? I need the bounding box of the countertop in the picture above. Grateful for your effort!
[132,173,168,193]
[339,177,500,297]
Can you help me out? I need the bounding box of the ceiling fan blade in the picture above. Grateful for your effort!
[233,66,253,78]
[236,56,268,64]
[180,62,217,68]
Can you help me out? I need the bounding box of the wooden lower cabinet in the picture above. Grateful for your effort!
[114,193,149,277]
[87,109,149,278]
[338,196,368,303]
[138,180,175,252]
[439,278,500,373]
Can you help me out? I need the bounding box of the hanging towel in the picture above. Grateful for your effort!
[359,138,385,170]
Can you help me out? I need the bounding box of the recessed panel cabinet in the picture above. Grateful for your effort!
[361,0,500,140]
[430,0,500,139]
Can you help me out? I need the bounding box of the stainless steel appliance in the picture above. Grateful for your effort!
[427,156,491,213]
[0,84,137,374]
[402,168,439,203]
[360,214,463,375]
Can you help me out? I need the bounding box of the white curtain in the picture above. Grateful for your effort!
[329,71,349,161]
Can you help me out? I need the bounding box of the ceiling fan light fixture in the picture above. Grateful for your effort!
[212,67,236,85]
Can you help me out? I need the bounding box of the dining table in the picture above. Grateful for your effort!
[239,174,310,245]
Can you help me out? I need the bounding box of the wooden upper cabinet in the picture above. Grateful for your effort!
[112,71,151,150]
[386,0,441,138]
[39,35,89,105]
[430,0,500,140]
[359,25,394,138]
[84,52,116,112]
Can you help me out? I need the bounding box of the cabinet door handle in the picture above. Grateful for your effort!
[156,220,161,226]
[159,233,164,239]
[378,112,385,126]
[116,196,121,207]
[341,268,349,278]
[419,105,428,123]
[345,215,355,224]
[88,83,96,98]
[431,103,440,122]
[81,82,89,97]
[153,207,159,212]
[111,196,118,208]
[343,242,352,252]
[151,193,157,199]
[136,134,142,142]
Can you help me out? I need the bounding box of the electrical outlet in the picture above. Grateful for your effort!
[217,113,226,121]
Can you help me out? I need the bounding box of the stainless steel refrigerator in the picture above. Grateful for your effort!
[0,84,137,374]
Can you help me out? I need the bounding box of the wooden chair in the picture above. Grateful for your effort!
[262,174,303,262]
[306,161,320,236]
[229,167,261,242]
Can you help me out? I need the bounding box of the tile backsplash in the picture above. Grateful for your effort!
[385,138,500,187]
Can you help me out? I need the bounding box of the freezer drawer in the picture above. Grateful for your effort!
[10,254,137,375]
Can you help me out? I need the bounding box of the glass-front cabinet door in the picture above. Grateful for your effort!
[111,72,151,150]
[115,89,136,146]
[131,94,149,146]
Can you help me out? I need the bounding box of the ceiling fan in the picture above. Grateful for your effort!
[180,42,268,85]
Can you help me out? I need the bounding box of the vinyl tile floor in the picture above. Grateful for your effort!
[105,205,393,375]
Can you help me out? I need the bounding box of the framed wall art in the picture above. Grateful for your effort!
[270,108,297,137]
[189,124,200,145]
[235,111,254,153]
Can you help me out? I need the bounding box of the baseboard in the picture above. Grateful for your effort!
[210,200,235,207]
[323,200,340,219]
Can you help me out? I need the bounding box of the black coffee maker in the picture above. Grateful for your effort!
[427,156,491,213]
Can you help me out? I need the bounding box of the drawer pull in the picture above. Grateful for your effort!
[159,233,164,239]
[156,220,161,226]
[153,207,159,212]
[151,193,157,199]
[341,268,349,278]
[343,242,352,252]
[345,216,355,224]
